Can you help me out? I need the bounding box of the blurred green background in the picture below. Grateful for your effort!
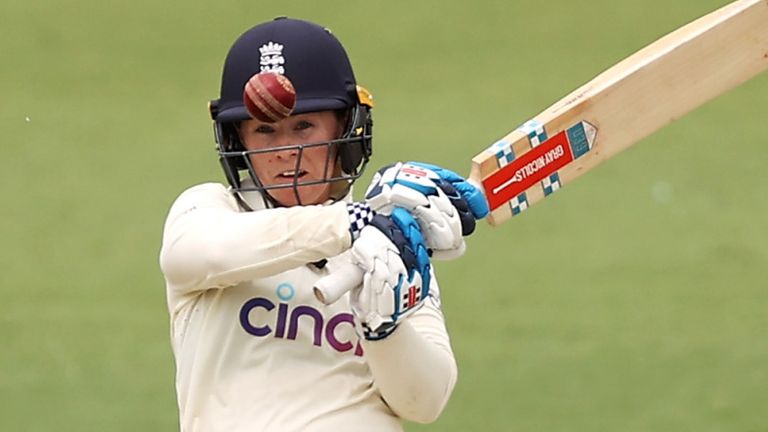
[2,0,766,430]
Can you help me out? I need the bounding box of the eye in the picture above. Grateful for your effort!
[254,124,274,134]
[295,120,313,131]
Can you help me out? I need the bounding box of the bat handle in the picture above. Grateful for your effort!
[466,177,485,195]
[313,262,365,305]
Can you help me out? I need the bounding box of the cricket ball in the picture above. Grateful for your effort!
[243,72,296,123]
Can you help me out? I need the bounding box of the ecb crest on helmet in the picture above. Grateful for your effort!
[259,42,285,74]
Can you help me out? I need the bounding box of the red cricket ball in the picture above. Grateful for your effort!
[243,72,296,123]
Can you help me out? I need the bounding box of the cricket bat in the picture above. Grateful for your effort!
[314,0,768,305]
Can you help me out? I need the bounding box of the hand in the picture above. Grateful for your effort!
[364,161,489,260]
[349,208,431,340]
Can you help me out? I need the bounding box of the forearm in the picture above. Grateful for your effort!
[362,304,457,424]
[160,184,352,293]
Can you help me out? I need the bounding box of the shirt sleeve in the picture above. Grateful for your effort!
[360,274,458,424]
[159,183,353,294]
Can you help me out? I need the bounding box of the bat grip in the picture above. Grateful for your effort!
[313,262,365,305]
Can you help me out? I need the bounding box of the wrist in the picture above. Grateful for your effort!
[346,202,375,242]
[360,319,399,341]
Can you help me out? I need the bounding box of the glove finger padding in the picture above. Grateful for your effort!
[409,192,464,252]
[350,209,431,340]
[365,162,466,257]
[370,208,431,299]
[350,233,405,333]
[433,179,475,236]
[407,161,490,220]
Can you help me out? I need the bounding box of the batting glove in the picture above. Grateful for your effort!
[364,161,489,260]
[350,207,432,340]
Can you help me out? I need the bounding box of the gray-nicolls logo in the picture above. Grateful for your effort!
[259,42,285,74]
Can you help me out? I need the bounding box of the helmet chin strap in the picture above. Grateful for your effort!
[232,174,281,211]
[233,191,256,212]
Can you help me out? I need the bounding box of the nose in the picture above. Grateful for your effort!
[271,134,300,159]
[274,145,299,160]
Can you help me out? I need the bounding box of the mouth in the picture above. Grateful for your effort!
[275,169,309,181]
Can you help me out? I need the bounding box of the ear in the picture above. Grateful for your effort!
[334,109,350,137]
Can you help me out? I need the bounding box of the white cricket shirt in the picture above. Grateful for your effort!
[159,183,457,432]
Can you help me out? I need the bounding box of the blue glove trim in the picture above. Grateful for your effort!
[365,210,432,336]
[368,214,418,273]
[390,207,431,302]
[454,181,490,219]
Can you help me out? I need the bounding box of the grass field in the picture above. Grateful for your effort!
[2,0,766,430]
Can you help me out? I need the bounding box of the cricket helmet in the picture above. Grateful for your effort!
[209,17,373,207]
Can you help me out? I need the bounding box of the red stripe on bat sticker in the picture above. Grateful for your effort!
[482,130,575,211]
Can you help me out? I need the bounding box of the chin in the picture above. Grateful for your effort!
[271,184,331,207]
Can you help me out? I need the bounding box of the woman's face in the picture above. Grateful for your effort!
[239,111,342,206]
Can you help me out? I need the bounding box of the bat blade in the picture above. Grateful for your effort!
[314,0,768,306]
[470,0,768,226]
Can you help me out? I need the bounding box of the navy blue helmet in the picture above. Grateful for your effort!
[209,17,373,207]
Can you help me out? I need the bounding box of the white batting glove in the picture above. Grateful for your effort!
[364,162,489,260]
[349,208,432,340]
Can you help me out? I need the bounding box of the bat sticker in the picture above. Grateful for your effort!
[483,120,597,212]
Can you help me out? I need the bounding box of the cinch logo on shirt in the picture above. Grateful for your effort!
[239,283,363,356]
